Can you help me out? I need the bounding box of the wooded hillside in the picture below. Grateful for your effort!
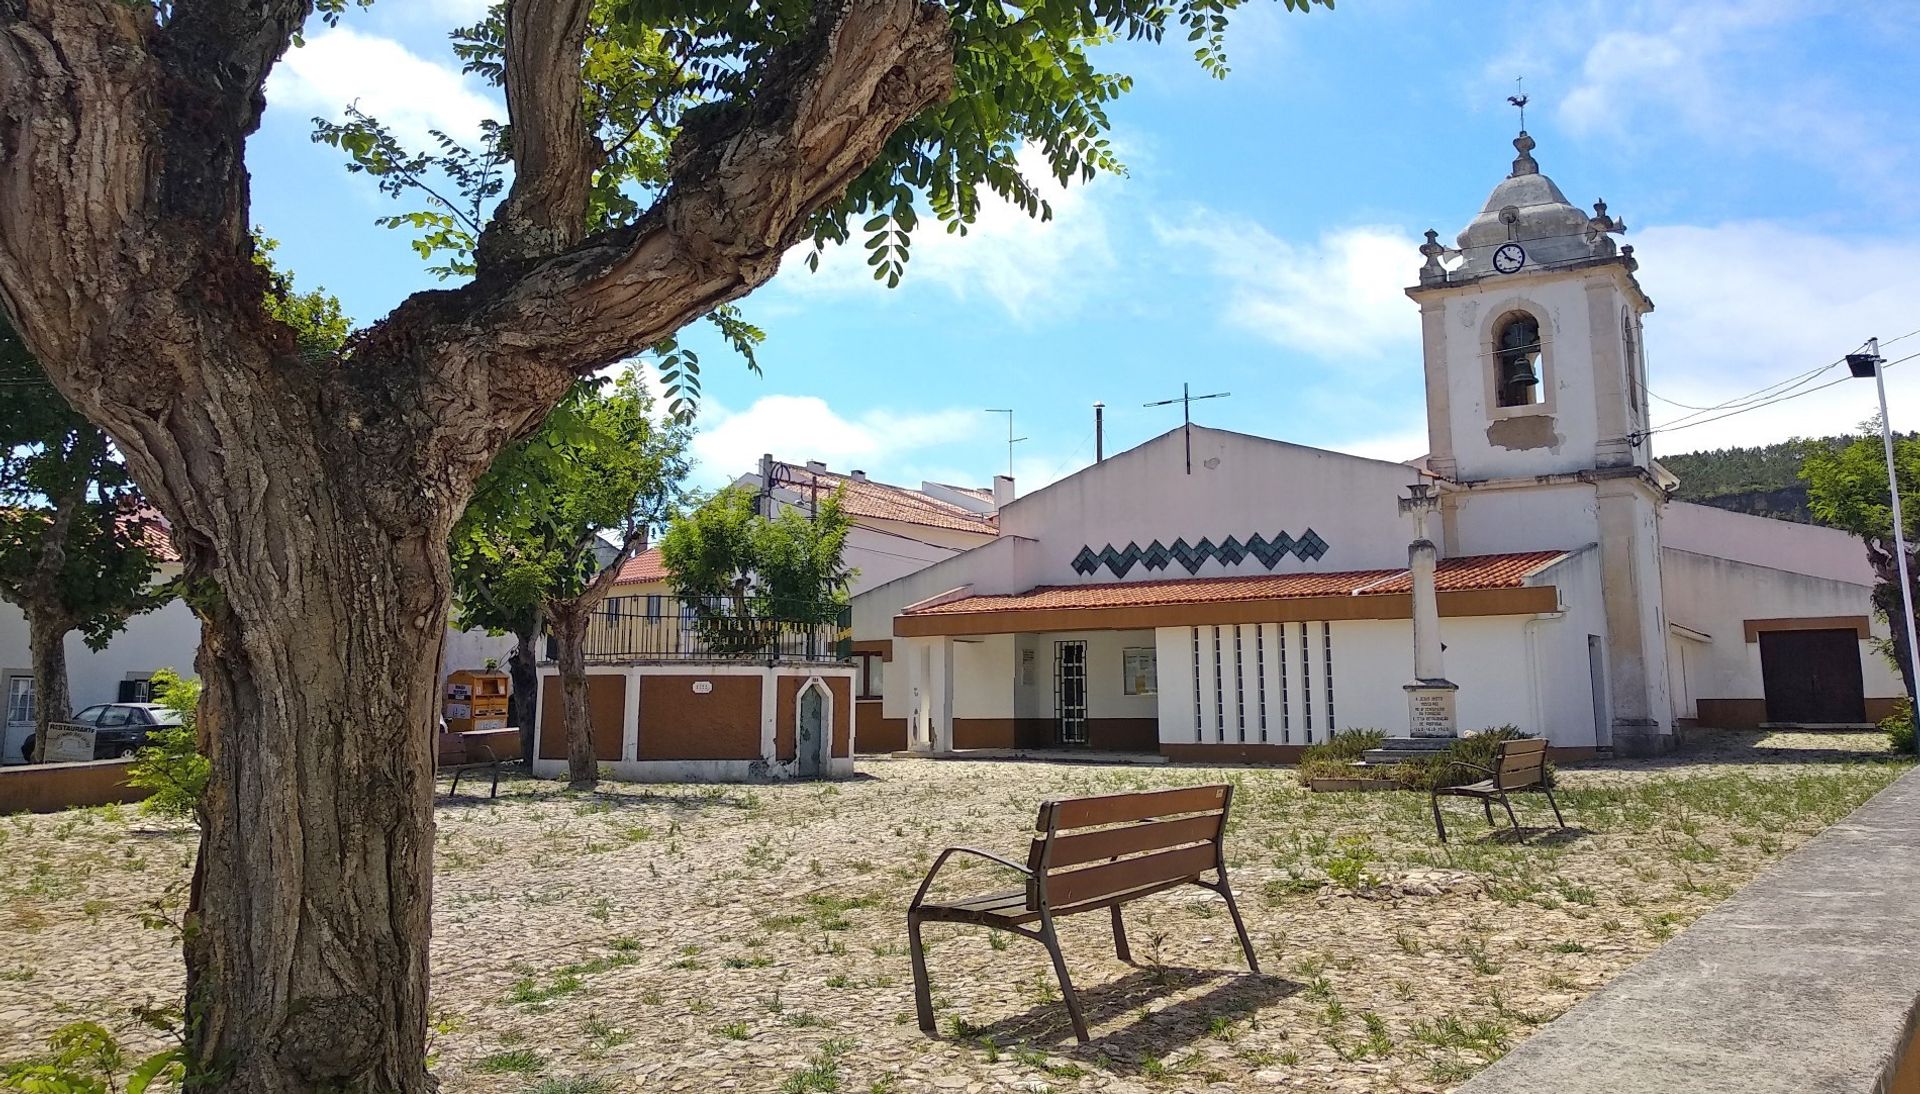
[1661,434,1913,524]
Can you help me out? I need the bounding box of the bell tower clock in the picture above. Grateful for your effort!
[1405,129,1673,757]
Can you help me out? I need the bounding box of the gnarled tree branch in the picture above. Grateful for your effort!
[475,0,596,270]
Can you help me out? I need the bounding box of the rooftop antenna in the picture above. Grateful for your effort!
[1143,382,1230,474]
[984,408,1026,479]
[1507,76,1528,130]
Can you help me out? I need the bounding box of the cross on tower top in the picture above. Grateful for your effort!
[1507,77,1528,130]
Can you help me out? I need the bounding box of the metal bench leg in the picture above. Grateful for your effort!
[1110,905,1132,964]
[449,768,464,798]
[1499,792,1520,831]
[489,761,501,798]
[1431,793,1448,843]
[1482,797,1494,826]
[1038,913,1089,1043]
[1543,785,1565,827]
[1216,876,1261,974]
[908,913,936,1033]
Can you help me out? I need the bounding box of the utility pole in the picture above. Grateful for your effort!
[1143,382,1230,474]
[984,408,1026,479]
[1848,337,1919,747]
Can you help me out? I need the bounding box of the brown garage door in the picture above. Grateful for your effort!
[1759,628,1866,724]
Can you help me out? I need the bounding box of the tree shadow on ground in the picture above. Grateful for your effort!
[950,965,1297,1066]
[431,765,820,815]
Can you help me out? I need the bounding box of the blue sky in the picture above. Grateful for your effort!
[251,0,1920,491]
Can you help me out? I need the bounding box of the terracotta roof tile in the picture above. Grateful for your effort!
[774,464,997,534]
[613,547,670,585]
[905,551,1566,615]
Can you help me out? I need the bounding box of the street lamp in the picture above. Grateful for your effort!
[1847,338,1919,749]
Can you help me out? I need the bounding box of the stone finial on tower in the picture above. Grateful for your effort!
[1510,131,1539,177]
[1419,229,1452,285]
[1585,198,1628,256]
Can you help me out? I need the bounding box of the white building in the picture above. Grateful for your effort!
[850,131,1906,759]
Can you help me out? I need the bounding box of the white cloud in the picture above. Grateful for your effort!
[689,395,989,484]
[1632,222,1920,452]
[1154,215,1420,359]
[268,26,500,149]
[776,147,1116,322]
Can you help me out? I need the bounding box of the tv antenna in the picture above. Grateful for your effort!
[984,409,1027,479]
[1143,382,1231,474]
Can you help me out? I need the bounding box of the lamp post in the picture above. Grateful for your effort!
[1847,338,1920,749]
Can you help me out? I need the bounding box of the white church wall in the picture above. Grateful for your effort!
[996,427,1422,585]
[1661,501,1875,586]
[1529,547,1610,749]
[1447,482,1598,556]
[1660,547,1904,720]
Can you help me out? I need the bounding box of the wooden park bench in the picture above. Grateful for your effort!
[907,784,1259,1043]
[1429,736,1565,843]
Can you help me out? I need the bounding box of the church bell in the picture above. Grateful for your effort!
[1501,354,1538,391]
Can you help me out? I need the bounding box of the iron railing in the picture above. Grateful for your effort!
[563,593,847,664]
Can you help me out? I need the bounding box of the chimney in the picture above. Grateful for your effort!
[805,460,827,475]
[850,469,868,482]
[1094,402,1105,463]
[993,474,1015,509]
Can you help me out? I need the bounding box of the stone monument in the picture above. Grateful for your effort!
[1363,482,1460,765]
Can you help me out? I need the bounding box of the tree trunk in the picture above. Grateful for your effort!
[0,3,955,1089]
[24,606,71,764]
[509,624,540,764]
[1876,577,1919,709]
[549,604,596,789]
[169,399,458,1094]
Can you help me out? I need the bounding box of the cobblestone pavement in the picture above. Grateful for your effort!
[0,730,1905,1092]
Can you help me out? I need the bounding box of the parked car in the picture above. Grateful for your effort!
[18,703,183,762]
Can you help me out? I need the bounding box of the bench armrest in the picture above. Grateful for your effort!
[910,846,1032,910]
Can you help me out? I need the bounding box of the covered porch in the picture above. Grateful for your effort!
[884,551,1582,762]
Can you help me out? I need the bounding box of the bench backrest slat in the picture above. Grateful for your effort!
[1029,813,1224,872]
[1495,738,1548,790]
[1037,784,1229,831]
[1025,784,1232,912]
[1044,842,1220,908]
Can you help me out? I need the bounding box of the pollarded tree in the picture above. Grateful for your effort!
[0,0,1324,1089]
[453,374,691,787]
[1803,426,1920,705]
[0,317,170,761]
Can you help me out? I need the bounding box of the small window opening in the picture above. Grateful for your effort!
[1495,312,1543,408]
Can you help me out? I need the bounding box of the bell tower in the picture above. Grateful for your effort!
[1408,131,1653,482]
[1406,129,1674,756]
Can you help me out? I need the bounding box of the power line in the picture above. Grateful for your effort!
[1639,350,1917,439]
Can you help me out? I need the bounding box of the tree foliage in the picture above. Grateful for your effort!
[315,0,1328,415]
[660,485,854,630]
[1803,425,1920,702]
[452,372,692,623]
[0,315,168,650]
[127,668,210,821]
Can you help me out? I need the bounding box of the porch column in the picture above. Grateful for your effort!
[926,637,956,753]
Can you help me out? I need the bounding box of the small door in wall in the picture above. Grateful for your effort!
[1759,628,1866,725]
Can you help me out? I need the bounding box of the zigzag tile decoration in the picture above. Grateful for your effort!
[1071,530,1329,577]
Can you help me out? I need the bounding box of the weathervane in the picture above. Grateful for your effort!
[1507,77,1528,130]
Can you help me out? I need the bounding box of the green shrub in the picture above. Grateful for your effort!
[1296,728,1386,785]
[1884,699,1916,753]
[127,668,208,821]
[0,1021,183,1094]
[1391,726,1555,791]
